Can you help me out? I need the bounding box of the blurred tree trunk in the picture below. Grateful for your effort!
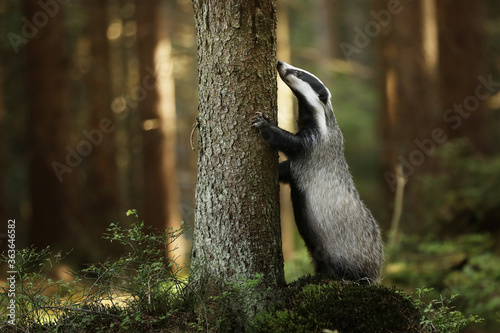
[156,0,187,267]
[277,1,296,262]
[376,0,440,228]
[135,0,168,231]
[86,0,122,258]
[135,0,182,241]
[167,0,198,255]
[107,0,139,217]
[437,0,490,153]
[378,0,440,175]
[25,0,79,250]
[190,0,285,325]
[316,0,338,61]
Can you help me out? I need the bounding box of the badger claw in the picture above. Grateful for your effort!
[251,112,271,129]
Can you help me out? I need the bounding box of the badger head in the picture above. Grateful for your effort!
[277,60,333,135]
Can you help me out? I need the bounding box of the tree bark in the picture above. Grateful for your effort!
[190,0,285,324]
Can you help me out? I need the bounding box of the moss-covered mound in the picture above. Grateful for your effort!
[250,275,422,333]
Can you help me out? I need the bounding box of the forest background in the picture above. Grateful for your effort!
[1,0,500,332]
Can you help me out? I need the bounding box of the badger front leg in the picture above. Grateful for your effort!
[278,160,291,184]
[252,112,304,157]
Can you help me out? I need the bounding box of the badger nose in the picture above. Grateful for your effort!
[277,60,283,69]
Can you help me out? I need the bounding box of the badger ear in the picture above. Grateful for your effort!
[319,93,329,104]
[318,91,330,104]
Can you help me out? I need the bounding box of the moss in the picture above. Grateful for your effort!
[249,274,422,333]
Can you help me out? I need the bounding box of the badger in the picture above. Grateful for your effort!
[252,60,383,283]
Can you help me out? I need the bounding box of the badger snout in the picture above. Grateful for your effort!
[277,60,289,78]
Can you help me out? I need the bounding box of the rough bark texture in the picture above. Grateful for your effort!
[190,0,285,323]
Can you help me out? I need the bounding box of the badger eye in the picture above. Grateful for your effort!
[295,70,303,78]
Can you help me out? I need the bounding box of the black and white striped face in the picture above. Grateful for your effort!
[277,60,332,135]
[277,60,331,106]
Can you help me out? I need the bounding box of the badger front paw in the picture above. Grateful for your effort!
[251,112,271,129]
[252,112,275,143]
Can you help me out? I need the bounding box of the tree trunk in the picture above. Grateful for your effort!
[25,0,79,251]
[190,0,285,324]
[437,0,489,152]
[156,0,188,267]
[377,0,440,191]
[376,0,440,232]
[86,0,122,259]
[135,0,173,232]
[315,0,338,61]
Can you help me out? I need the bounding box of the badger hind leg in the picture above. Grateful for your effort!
[310,245,345,278]
[312,249,377,284]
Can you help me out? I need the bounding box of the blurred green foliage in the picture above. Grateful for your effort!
[0,211,189,332]
[415,287,484,333]
[386,233,500,332]
[388,139,500,332]
[408,139,500,237]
